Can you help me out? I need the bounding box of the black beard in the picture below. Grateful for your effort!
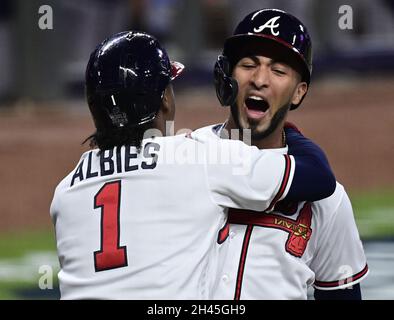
[230,102,290,140]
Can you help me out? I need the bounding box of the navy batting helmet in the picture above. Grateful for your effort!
[86,31,184,131]
[214,9,312,110]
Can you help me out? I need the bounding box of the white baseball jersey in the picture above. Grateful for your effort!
[50,132,295,299]
[194,125,369,300]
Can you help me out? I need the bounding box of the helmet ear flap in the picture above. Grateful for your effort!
[214,55,238,107]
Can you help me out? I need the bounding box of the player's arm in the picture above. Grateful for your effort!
[284,123,336,202]
[201,134,335,211]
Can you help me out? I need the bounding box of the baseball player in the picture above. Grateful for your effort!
[50,31,336,299]
[196,9,368,300]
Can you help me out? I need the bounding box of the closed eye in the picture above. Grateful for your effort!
[272,68,286,75]
[272,62,289,75]
[238,56,260,69]
[242,63,257,69]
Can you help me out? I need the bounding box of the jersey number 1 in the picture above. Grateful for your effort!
[94,180,128,272]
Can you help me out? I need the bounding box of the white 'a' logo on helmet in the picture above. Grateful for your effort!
[253,16,280,36]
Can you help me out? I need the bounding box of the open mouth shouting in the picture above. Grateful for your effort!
[244,95,270,120]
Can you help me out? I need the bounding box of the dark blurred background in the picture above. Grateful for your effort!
[0,0,394,103]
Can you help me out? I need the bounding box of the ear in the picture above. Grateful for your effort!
[161,84,174,114]
[291,82,308,105]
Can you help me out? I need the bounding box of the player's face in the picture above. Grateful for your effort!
[231,55,307,139]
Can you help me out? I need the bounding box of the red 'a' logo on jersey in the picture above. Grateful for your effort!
[228,202,313,257]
